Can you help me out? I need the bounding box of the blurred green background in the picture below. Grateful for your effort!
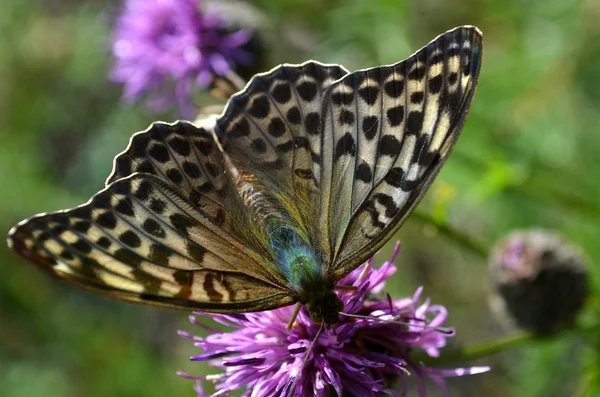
[1,0,600,396]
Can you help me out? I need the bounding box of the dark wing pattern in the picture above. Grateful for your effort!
[216,62,348,191]
[8,121,291,311]
[320,26,483,278]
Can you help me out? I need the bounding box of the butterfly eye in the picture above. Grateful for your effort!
[308,307,324,324]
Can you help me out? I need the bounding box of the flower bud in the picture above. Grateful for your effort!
[489,229,589,334]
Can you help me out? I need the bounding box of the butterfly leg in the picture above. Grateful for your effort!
[334,285,358,292]
[286,302,303,330]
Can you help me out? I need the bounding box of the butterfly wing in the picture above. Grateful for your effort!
[214,62,349,258]
[321,26,483,279]
[7,121,293,312]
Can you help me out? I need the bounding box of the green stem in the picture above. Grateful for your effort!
[415,320,599,367]
[412,210,490,258]
[416,330,533,366]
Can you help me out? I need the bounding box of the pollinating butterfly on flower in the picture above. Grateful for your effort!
[7,25,484,395]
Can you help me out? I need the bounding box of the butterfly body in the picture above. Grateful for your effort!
[7,27,482,326]
[269,226,343,324]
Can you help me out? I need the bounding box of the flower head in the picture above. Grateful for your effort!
[179,242,489,396]
[490,229,589,334]
[111,0,254,117]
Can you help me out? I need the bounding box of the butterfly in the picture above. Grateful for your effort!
[7,26,482,327]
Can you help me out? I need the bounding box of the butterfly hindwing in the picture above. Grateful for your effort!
[216,62,348,190]
[321,26,483,278]
[7,172,292,311]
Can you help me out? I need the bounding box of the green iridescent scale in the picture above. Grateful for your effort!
[7,26,483,325]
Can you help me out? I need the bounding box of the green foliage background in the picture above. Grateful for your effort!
[1,0,599,396]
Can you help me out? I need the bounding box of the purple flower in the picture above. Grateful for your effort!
[111,0,253,117]
[178,242,489,396]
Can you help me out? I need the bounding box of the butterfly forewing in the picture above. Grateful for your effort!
[8,126,292,311]
[322,26,483,278]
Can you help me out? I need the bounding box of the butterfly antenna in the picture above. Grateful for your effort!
[286,302,302,331]
[338,312,453,334]
[224,70,247,91]
[285,321,325,397]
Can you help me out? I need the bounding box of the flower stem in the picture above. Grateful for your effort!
[416,320,599,367]
[417,330,533,366]
[413,210,490,258]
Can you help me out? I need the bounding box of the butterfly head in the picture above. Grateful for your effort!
[305,289,344,325]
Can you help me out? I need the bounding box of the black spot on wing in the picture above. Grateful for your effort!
[410,92,424,104]
[250,138,267,153]
[384,167,405,188]
[115,198,135,217]
[268,117,286,137]
[72,221,91,233]
[143,218,166,238]
[149,198,166,214]
[358,85,379,105]
[356,162,372,183]
[272,83,291,104]
[362,116,379,140]
[386,105,404,127]
[225,118,251,139]
[428,75,443,94]
[113,248,143,267]
[96,212,117,229]
[331,91,354,106]
[96,236,112,249]
[186,241,206,263]
[134,180,153,201]
[338,109,355,126]
[305,112,320,135]
[170,213,195,237]
[149,243,171,265]
[286,107,301,125]
[167,169,184,184]
[408,66,425,80]
[248,95,270,119]
[384,79,404,98]
[149,144,170,163]
[71,239,92,254]
[297,81,318,102]
[182,161,201,179]
[168,136,191,156]
[119,230,142,248]
[406,111,424,135]
[204,273,223,302]
[334,133,356,160]
[379,135,401,157]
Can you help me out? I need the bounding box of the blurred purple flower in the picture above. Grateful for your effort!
[490,229,589,334]
[178,243,489,396]
[111,0,253,117]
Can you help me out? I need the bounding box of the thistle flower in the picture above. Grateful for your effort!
[179,243,489,396]
[110,0,254,117]
[489,229,589,334]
